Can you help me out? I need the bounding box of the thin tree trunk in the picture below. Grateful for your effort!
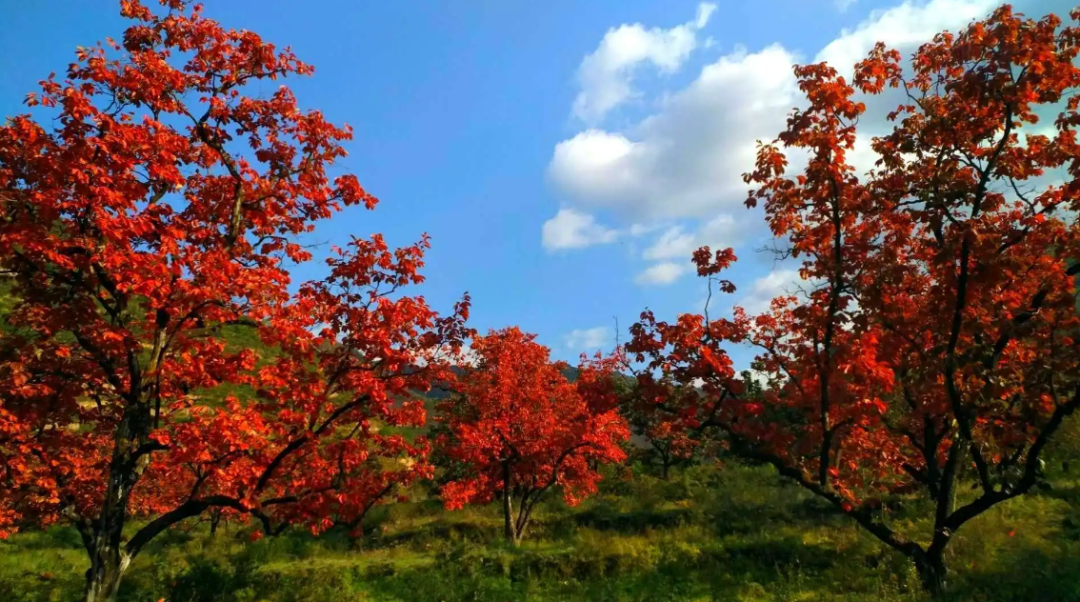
[502,460,516,545]
[513,496,537,543]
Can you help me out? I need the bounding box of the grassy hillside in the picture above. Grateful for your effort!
[3,461,1080,602]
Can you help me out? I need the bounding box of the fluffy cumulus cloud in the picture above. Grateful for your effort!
[635,262,689,286]
[553,0,999,222]
[572,2,717,123]
[546,0,1007,285]
[550,44,800,221]
[542,208,619,251]
[564,326,614,351]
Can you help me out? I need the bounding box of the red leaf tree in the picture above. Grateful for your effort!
[436,328,628,544]
[617,375,701,480]
[0,2,471,600]
[628,5,1080,595]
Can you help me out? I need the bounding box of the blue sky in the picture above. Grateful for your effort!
[1,0,1069,366]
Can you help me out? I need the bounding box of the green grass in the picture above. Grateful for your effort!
[4,462,1080,602]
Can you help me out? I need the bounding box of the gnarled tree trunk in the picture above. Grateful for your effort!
[84,547,131,602]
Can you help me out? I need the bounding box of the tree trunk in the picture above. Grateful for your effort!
[512,519,527,543]
[502,461,517,545]
[210,509,222,536]
[513,498,536,544]
[84,545,131,602]
[661,455,671,481]
[502,500,517,545]
[82,395,156,601]
[914,550,947,597]
[83,466,136,602]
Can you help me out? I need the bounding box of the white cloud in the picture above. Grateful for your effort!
[835,0,858,12]
[551,0,1001,225]
[815,0,997,76]
[635,262,689,286]
[629,223,661,236]
[643,214,741,261]
[737,269,802,314]
[548,130,640,210]
[542,208,619,251]
[564,326,614,351]
[573,3,717,123]
[547,0,1006,297]
[693,3,717,28]
[551,44,801,220]
[814,0,999,178]
[643,226,696,261]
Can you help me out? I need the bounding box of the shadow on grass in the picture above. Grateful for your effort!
[946,544,1080,602]
[357,535,895,602]
[569,506,696,533]
[3,526,85,551]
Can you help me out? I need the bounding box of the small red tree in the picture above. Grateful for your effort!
[0,2,471,600]
[629,5,1080,595]
[618,377,699,480]
[436,328,628,544]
